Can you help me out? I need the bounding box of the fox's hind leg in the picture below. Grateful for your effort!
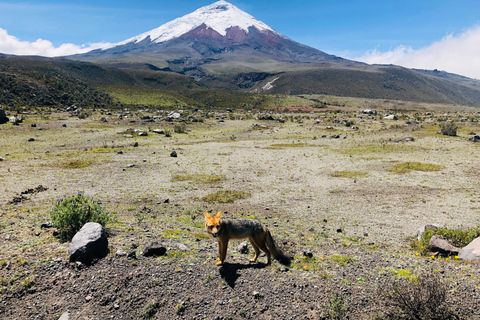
[249,238,261,262]
[251,237,271,265]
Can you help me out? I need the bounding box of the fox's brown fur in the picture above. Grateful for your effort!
[204,211,290,266]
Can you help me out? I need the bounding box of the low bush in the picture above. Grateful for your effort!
[439,121,458,136]
[412,226,480,255]
[378,269,461,319]
[50,192,114,241]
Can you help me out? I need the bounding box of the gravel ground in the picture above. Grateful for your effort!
[1,107,480,319]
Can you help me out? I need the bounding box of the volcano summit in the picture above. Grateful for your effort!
[78,0,352,73]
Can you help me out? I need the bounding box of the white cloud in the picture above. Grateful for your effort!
[351,24,480,79]
[0,28,113,57]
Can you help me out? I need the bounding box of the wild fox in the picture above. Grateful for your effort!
[204,211,290,266]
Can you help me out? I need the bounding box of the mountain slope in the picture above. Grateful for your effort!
[76,0,355,76]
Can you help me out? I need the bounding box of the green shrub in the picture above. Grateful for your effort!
[439,121,458,136]
[201,190,250,203]
[174,123,187,133]
[412,226,480,256]
[50,192,114,241]
[324,291,348,320]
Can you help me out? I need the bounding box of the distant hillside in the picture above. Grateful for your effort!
[199,64,480,107]
[0,55,114,108]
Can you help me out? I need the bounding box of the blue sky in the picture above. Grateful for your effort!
[1,0,480,78]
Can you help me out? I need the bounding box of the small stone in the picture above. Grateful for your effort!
[58,312,70,320]
[178,244,188,251]
[303,250,313,258]
[143,242,167,257]
[116,249,127,257]
[85,295,93,302]
[127,250,137,259]
[114,304,120,310]
[62,124,67,127]
[238,242,249,254]
[133,142,139,147]
[117,150,123,154]
[28,138,35,142]
[170,151,177,157]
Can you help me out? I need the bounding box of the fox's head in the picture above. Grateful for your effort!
[204,211,222,238]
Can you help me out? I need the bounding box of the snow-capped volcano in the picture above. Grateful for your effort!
[118,0,279,45]
[77,1,352,77]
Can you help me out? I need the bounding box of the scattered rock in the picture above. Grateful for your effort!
[142,242,167,257]
[153,129,165,134]
[178,244,188,251]
[459,237,480,261]
[58,312,70,320]
[41,222,52,229]
[9,116,22,125]
[0,107,8,124]
[470,135,480,142]
[166,111,182,121]
[115,249,127,257]
[133,142,139,147]
[383,115,398,120]
[68,222,109,264]
[429,235,461,256]
[117,150,123,154]
[415,224,442,240]
[170,151,178,157]
[238,242,249,254]
[362,109,377,115]
[303,250,313,258]
[62,124,67,127]
[28,138,35,142]
[127,250,137,260]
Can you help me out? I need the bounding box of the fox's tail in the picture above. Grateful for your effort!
[265,229,291,266]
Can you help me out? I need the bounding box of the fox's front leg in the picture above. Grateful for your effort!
[217,238,229,265]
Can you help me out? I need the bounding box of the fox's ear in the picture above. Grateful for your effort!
[204,211,212,219]
[215,211,222,219]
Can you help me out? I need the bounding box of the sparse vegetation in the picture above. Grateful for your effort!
[201,190,250,203]
[412,226,480,255]
[324,291,348,320]
[50,192,114,241]
[378,269,460,320]
[171,173,225,184]
[389,162,443,174]
[330,171,367,178]
[439,121,458,136]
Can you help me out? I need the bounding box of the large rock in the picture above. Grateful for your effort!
[429,235,461,256]
[0,107,8,124]
[459,237,480,261]
[142,242,167,257]
[68,222,108,264]
[414,224,442,240]
[383,114,398,120]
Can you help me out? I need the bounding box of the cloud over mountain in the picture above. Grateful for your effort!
[353,24,480,79]
[0,28,112,57]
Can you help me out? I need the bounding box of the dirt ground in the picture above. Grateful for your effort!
[1,104,480,319]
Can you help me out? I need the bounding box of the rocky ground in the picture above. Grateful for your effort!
[1,103,480,319]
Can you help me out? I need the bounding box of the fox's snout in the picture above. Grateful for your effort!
[212,232,218,238]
